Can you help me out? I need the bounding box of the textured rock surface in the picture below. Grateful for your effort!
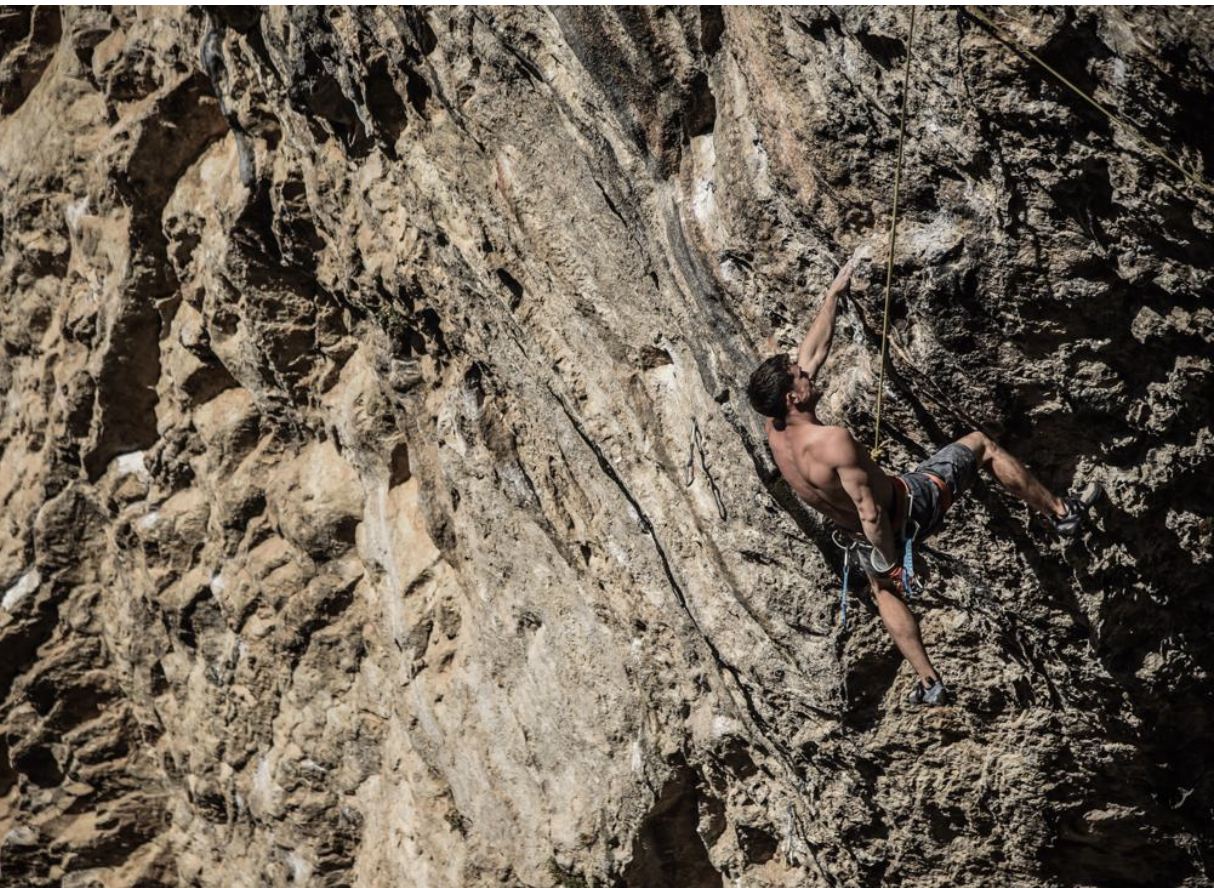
[1,6,1212,887]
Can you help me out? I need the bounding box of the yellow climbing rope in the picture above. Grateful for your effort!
[964,6,1214,198]
[870,7,916,462]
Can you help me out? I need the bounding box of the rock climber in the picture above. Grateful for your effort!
[746,255,1099,706]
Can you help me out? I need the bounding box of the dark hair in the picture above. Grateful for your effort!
[747,353,793,419]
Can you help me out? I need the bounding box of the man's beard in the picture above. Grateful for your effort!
[793,387,822,413]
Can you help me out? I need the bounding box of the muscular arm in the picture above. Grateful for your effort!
[796,255,857,379]
[829,430,898,565]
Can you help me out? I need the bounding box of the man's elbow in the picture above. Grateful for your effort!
[800,349,824,376]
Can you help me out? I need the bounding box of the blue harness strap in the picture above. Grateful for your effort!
[840,547,851,625]
[900,520,921,597]
[902,533,916,596]
[833,530,856,626]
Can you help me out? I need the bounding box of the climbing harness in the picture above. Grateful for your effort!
[871,6,917,463]
[963,7,1214,198]
[831,522,922,627]
[831,473,924,626]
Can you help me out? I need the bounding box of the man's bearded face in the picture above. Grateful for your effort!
[787,364,821,412]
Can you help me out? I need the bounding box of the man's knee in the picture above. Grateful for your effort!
[957,430,993,464]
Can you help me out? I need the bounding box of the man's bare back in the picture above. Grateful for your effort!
[765,418,893,536]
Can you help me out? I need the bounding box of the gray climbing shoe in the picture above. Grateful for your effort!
[907,676,950,707]
[1051,482,1102,535]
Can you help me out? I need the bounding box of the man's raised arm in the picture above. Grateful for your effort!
[796,254,858,379]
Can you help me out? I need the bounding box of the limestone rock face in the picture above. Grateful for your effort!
[1,7,1212,887]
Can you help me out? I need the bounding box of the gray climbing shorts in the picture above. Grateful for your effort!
[900,443,978,540]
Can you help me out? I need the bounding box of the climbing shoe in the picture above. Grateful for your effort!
[1051,482,1103,535]
[907,676,950,707]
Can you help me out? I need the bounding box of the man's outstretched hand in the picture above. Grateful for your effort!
[798,246,870,377]
[828,247,869,295]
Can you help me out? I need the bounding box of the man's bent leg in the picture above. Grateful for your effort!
[872,580,940,687]
[957,431,1066,519]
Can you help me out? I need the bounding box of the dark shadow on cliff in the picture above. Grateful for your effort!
[621,757,724,888]
[932,441,1211,885]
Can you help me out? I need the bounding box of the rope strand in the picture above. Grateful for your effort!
[871,7,917,462]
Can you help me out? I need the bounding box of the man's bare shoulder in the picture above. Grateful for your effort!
[805,425,860,466]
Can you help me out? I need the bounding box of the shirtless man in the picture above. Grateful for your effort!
[746,257,1099,705]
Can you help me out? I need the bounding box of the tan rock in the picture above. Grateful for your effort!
[2,7,1212,888]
